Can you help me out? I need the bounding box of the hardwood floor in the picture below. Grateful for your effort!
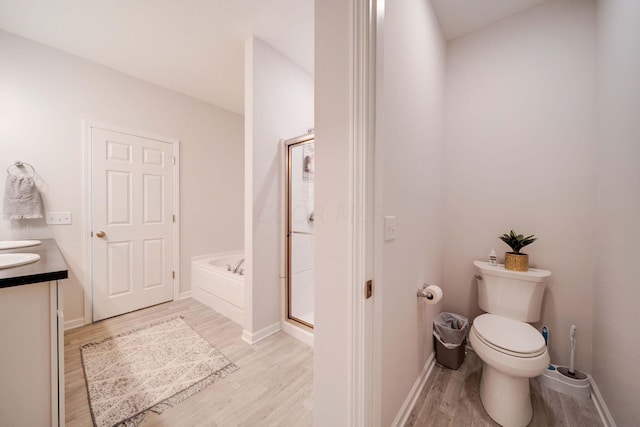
[64,299,313,426]
[406,350,603,427]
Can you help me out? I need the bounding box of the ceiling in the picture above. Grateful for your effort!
[0,0,314,115]
[431,0,550,41]
[0,1,551,115]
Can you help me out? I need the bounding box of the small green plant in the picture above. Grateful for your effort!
[499,230,537,254]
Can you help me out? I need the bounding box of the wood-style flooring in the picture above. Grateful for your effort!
[406,350,603,427]
[64,298,313,426]
[66,299,603,426]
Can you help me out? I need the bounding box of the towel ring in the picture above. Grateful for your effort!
[6,161,36,178]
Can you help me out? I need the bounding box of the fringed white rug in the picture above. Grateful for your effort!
[80,317,237,427]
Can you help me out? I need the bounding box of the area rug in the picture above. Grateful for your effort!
[80,316,238,427]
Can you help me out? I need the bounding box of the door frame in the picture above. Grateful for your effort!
[351,0,379,424]
[82,121,180,325]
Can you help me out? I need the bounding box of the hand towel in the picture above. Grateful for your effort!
[3,174,44,219]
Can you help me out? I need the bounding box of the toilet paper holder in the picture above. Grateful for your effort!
[417,283,436,300]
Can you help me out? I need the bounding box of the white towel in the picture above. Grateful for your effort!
[3,174,44,219]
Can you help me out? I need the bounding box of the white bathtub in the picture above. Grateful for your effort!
[191,251,244,325]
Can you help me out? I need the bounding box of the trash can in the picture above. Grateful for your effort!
[433,312,469,370]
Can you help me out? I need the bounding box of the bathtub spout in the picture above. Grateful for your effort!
[232,258,245,274]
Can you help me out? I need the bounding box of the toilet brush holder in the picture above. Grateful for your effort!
[537,364,591,400]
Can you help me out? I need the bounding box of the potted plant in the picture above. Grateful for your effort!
[499,230,537,271]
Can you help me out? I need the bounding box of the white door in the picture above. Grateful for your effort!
[91,127,175,321]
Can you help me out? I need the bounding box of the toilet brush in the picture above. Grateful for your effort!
[539,323,591,400]
[556,324,588,381]
[568,324,577,377]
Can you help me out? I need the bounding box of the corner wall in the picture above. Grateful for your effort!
[313,0,353,423]
[378,0,446,425]
[443,0,597,370]
[244,36,313,334]
[0,30,244,323]
[593,0,640,424]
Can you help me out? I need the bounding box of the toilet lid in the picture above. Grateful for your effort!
[473,314,546,356]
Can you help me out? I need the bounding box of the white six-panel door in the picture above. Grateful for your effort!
[91,127,175,321]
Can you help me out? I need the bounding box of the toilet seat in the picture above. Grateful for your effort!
[472,314,546,358]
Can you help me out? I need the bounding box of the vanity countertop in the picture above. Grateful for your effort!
[0,238,68,288]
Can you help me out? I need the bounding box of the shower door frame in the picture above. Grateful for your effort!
[284,133,315,331]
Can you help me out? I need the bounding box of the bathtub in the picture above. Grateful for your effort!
[191,251,244,325]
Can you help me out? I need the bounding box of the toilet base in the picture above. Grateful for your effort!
[479,364,533,427]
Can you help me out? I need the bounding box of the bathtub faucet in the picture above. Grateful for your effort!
[232,258,245,274]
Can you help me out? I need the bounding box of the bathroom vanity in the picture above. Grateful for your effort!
[0,239,68,426]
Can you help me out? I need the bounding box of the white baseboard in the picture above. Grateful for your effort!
[590,376,617,427]
[65,292,190,332]
[241,322,281,345]
[64,317,85,331]
[281,320,313,347]
[391,352,437,427]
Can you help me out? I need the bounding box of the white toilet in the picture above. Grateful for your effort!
[470,261,551,427]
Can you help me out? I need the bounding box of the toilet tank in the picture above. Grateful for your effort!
[473,261,551,322]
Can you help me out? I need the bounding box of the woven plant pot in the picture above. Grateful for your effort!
[504,252,528,271]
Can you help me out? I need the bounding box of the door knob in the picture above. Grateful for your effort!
[95,231,106,238]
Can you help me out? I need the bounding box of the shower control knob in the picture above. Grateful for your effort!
[95,231,106,238]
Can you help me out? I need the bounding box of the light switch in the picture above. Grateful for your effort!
[46,212,72,225]
[384,216,396,241]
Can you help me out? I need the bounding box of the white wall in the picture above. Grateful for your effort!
[315,1,446,424]
[313,0,353,423]
[593,0,640,425]
[244,37,313,334]
[443,0,597,370]
[378,0,446,425]
[0,30,244,323]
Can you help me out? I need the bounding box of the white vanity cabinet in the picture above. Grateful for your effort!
[0,281,64,426]
[0,239,67,426]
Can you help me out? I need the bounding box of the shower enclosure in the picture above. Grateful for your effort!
[285,134,315,329]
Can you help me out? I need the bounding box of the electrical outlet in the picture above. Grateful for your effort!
[46,212,72,225]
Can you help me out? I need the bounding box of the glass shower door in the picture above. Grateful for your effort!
[286,136,314,328]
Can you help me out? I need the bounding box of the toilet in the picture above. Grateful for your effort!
[470,261,551,427]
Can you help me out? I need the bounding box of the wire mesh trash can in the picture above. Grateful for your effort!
[433,312,469,369]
